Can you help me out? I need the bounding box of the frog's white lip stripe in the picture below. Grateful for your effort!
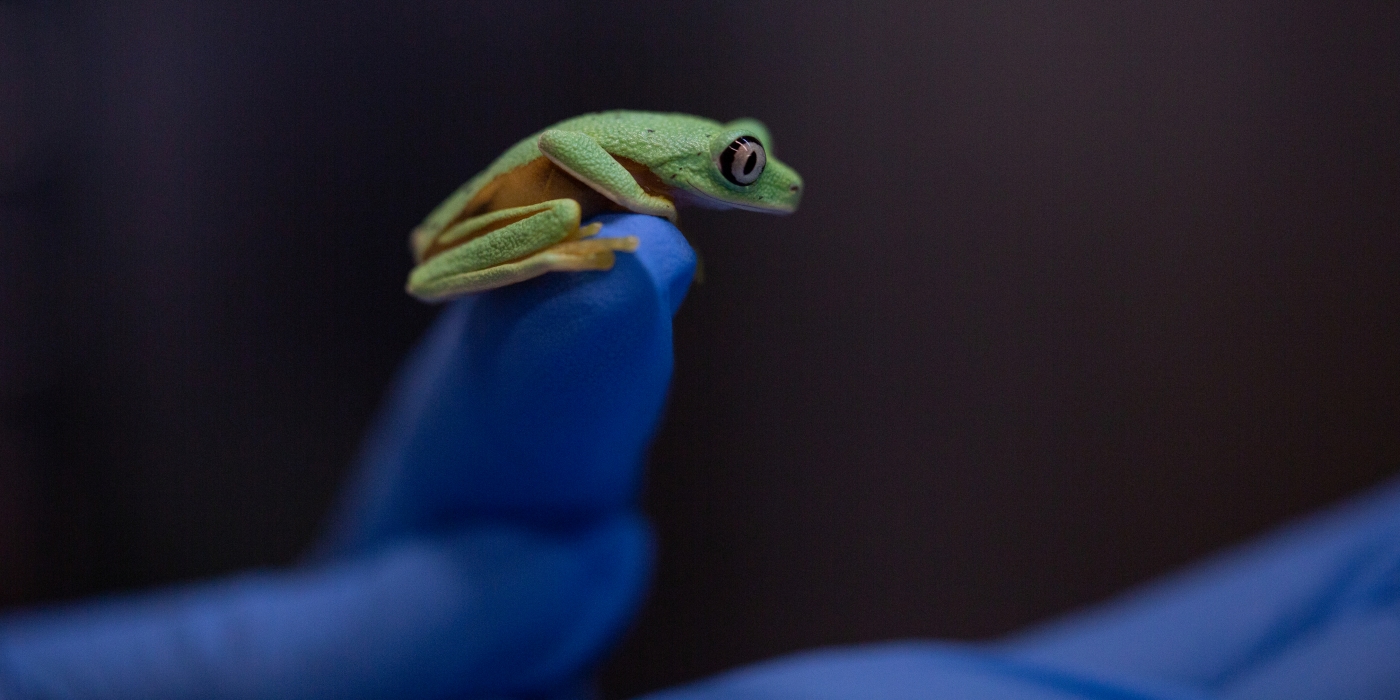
[676,184,797,214]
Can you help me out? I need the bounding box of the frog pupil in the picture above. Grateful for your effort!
[720,136,766,186]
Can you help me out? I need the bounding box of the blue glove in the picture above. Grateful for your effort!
[0,213,696,700]
[4,211,1397,700]
[638,476,1400,700]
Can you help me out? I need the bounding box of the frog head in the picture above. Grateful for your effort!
[658,118,803,214]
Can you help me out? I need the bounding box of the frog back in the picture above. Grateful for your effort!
[549,110,722,167]
[420,111,721,233]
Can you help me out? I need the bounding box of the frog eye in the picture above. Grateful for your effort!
[719,136,766,186]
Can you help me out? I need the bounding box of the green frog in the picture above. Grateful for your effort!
[406,110,803,301]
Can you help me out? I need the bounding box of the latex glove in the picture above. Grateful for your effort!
[0,213,696,700]
[639,475,1400,700]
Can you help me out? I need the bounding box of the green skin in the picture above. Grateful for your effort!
[406,111,803,302]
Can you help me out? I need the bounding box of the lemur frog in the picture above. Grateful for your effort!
[406,110,803,301]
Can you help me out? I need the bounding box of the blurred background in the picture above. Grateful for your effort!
[0,1,1397,696]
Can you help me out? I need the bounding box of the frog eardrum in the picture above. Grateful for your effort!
[719,137,766,186]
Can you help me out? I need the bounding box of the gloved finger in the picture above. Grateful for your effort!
[1219,591,1400,700]
[1002,475,1400,696]
[635,642,1210,700]
[320,214,696,556]
[0,515,650,700]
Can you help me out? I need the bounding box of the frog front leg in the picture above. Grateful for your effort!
[537,129,678,221]
[406,198,637,302]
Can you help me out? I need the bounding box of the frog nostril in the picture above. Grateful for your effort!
[790,185,800,192]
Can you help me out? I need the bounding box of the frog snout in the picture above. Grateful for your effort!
[783,181,803,210]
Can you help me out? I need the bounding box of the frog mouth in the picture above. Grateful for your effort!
[673,182,799,214]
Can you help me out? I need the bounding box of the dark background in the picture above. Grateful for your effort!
[1,1,1397,696]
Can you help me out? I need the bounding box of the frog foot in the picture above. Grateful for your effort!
[574,221,604,240]
[426,235,637,299]
[529,235,641,272]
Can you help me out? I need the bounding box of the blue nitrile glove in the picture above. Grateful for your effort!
[0,213,696,700]
[638,475,1400,700]
[4,211,1397,700]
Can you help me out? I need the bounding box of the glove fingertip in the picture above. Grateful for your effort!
[591,214,696,316]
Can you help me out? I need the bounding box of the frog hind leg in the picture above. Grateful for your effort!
[406,198,637,302]
[434,234,639,300]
